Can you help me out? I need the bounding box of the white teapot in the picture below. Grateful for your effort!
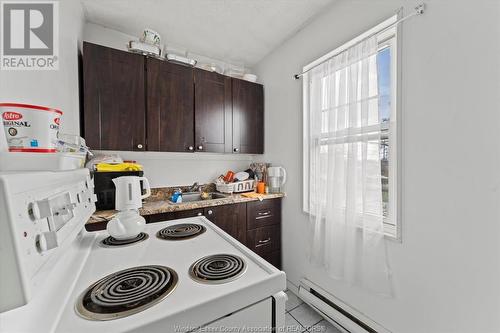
[107,210,146,240]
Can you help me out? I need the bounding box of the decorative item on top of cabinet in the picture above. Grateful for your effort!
[82,42,146,151]
[147,58,195,152]
[232,78,264,154]
[194,69,232,153]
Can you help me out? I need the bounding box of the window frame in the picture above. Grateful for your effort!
[302,13,402,241]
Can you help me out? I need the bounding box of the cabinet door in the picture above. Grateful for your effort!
[232,78,264,154]
[83,42,146,151]
[194,69,232,153]
[204,204,246,244]
[147,58,195,152]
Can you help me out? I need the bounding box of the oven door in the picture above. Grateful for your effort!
[194,297,272,332]
[193,292,287,333]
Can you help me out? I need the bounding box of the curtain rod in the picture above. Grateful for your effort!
[293,3,425,80]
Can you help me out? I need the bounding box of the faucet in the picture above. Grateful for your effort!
[188,182,201,192]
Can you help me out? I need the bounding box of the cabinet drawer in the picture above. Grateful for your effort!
[247,199,281,229]
[246,225,280,255]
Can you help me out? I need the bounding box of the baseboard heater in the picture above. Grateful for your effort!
[298,278,390,333]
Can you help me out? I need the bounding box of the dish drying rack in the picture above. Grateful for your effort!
[216,179,255,194]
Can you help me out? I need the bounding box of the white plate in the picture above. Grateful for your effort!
[234,171,249,181]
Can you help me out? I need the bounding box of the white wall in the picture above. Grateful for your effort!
[95,150,253,188]
[83,23,254,187]
[255,1,500,332]
[83,22,132,52]
[0,0,85,136]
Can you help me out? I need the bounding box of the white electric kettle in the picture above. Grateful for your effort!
[267,166,287,193]
[113,176,151,210]
[107,176,151,240]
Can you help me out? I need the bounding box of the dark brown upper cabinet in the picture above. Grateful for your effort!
[83,42,146,151]
[194,69,232,153]
[147,58,194,152]
[82,42,264,154]
[232,78,264,154]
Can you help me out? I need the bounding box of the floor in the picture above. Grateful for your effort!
[285,290,342,333]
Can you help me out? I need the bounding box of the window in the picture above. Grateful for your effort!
[303,15,401,239]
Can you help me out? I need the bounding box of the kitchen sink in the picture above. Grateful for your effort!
[171,192,227,203]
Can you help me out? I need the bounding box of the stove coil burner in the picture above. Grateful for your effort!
[189,254,246,284]
[76,265,178,320]
[101,232,149,247]
[157,223,206,240]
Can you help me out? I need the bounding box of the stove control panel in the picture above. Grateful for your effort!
[0,168,96,313]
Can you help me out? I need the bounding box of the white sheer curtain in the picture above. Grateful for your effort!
[306,36,392,296]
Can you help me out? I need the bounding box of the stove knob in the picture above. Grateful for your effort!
[207,210,213,215]
[35,231,58,253]
[29,201,52,220]
[29,202,42,220]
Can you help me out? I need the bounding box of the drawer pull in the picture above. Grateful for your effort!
[257,237,271,246]
[257,211,271,216]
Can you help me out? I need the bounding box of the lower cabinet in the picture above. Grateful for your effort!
[246,199,281,269]
[204,203,247,245]
[99,198,282,269]
[145,209,204,223]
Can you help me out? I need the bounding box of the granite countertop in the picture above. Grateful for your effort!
[87,186,285,225]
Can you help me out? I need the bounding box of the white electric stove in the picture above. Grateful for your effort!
[0,169,286,333]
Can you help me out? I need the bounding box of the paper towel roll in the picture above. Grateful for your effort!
[0,127,8,152]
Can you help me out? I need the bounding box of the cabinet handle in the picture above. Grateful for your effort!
[207,210,213,215]
[233,148,239,153]
[137,144,143,149]
[197,145,203,150]
[188,146,194,151]
[258,211,271,216]
[256,238,271,247]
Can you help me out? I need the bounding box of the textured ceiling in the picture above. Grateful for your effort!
[81,0,335,66]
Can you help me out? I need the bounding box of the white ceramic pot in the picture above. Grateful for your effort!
[106,210,146,240]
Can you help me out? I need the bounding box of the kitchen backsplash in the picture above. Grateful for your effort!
[94,150,254,188]
[147,184,216,202]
